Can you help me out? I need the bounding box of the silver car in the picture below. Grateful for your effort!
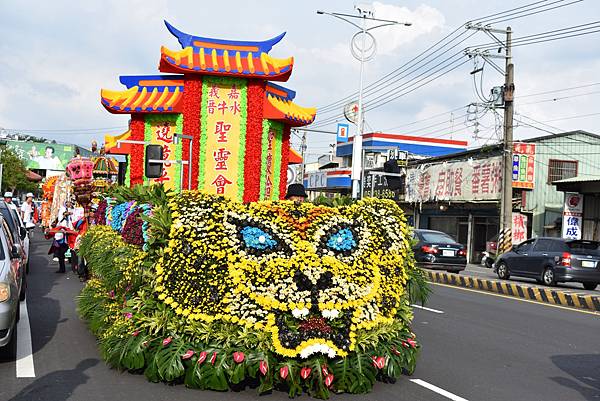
[0,216,26,360]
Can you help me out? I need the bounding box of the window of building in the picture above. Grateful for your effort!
[547,159,578,183]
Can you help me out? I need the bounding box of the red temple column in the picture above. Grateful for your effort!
[243,79,265,203]
[279,125,291,199]
[129,114,145,186]
[182,75,203,189]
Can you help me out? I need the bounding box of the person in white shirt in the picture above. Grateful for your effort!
[57,200,75,230]
[21,193,36,228]
[3,191,18,212]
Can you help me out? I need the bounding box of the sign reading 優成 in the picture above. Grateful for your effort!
[144,115,182,191]
[562,192,583,240]
[405,156,503,203]
[199,77,247,199]
[512,142,535,189]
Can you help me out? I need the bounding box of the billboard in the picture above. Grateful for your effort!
[512,142,535,189]
[406,156,503,203]
[5,140,75,171]
[562,192,583,240]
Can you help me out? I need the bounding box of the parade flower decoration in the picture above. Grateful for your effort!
[78,187,425,399]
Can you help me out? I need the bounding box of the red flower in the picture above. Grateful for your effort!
[372,356,385,369]
[324,373,334,387]
[197,351,207,364]
[279,365,289,380]
[210,351,217,365]
[132,330,140,337]
[407,338,418,348]
[300,367,312,379]
[182,350,194,360]
[321,365,329,376]
[162,337,172,346]
[259,360,268,375]
[233,351,245,363]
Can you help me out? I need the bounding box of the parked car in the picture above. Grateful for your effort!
[494,237,600,290]
[0,201,29,274]
[412,229,467,273]
[0,216,26,360]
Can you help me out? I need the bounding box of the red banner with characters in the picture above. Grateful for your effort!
[144,115,182,191]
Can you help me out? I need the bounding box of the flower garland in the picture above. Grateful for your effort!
[129,116,145,186]
[271,121,283,199]
[279,126,291,199]
[182,77,202,189]
[243,80,265,203]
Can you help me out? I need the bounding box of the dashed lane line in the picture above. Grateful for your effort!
[16,299,35,378]
[411,304,445,314]
[410,379,469,401]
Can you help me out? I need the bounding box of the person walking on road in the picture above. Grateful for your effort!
[21,192,36,236]
[46,229,69,273]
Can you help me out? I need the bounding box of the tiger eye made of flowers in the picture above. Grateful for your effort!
[155,192,412,359]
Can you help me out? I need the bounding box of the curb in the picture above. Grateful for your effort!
[424,270,600,313]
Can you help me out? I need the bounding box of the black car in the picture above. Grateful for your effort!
[412,229,467,272]
[494,237,600,290]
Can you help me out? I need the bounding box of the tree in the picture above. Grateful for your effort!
[0,147,37,193]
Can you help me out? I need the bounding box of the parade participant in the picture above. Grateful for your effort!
[57,200,75,229]
[20,193,36,233]
[46,228,69,273]
[285,183,308,202]
[3,191,17,212]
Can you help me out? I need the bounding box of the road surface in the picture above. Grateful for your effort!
[1,235,598,400]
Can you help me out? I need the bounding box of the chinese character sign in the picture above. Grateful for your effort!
[260,120,284,200]
[200,77,247,199]
[512,142,535,189]
[406,156,503,202]
[512,213,528,244]
[562,192,583,240]
[145,115,182,191]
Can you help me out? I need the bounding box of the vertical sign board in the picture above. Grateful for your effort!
[260,120,283,200]
[512,143,536,189]
[199,77,247,200]
[562,192,584,239]
[512,213,528,244]
[144,115,182,191]
[336,123,349,143]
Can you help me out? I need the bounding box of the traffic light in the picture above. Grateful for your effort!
[145,145,164,178]
[384,159,403,191]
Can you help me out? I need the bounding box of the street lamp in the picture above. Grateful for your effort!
[317,8,411,199]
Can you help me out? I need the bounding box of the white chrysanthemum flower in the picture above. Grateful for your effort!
[292,308,309,319]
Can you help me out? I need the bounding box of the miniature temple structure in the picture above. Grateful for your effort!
[102,21,315,202]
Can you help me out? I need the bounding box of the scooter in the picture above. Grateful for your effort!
[480,251,495,269]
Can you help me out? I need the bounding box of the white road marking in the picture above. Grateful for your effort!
[411,304,445,314]
[410,379,469,401]
[16,299,35,378]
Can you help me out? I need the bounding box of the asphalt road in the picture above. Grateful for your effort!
[1,235,599,401]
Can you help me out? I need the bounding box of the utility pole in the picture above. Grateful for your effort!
[465,23,514,253]
[317,8,411,199]
[500,27,514,253]
[300,130,307,180]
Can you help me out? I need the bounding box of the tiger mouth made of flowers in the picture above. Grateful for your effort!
[155,193,411,359]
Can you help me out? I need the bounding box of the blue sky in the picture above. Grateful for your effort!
[1,0,599,160]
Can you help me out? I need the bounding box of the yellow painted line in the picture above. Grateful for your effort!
[429,281,600,316]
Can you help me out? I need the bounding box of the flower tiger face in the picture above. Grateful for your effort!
[155,192,412,358]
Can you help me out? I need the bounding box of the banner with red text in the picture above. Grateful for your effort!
[144,114,183,191]
[405,156,503,202]
[199,77,247,199]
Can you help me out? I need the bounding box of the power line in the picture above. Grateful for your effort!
[313,0,582,121]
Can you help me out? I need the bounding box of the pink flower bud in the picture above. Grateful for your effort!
[162,337,172,346]
[182,350,194,360]
[325,373,334,387]
[197,351,207,364]
[210,351,217,365]
[280,366,289,380]
[300,367,312,379]
[233,352,245,363]
[259,360,268,375]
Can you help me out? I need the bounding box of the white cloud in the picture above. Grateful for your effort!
[371,3,445,56]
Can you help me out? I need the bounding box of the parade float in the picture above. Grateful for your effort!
[78,21,427,398]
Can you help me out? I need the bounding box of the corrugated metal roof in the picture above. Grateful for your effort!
[552,175,600,184]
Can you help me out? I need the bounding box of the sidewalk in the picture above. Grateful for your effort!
[423,263,600,313]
